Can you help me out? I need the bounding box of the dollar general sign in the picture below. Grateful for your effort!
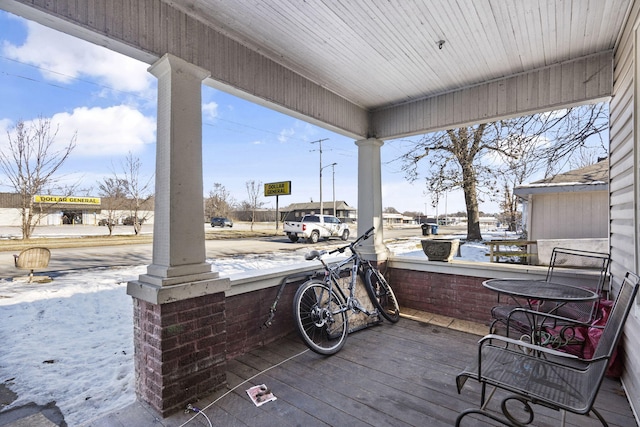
[34,195,101,204]
[264,181,291,196]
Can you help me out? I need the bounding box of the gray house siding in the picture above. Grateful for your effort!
[528,191,609,240]
[610,0,640,416]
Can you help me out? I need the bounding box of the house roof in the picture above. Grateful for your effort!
[514,158,609,197]
[284,201,356,212]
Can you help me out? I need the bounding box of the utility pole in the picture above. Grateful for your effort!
[320,162,336,216]
[310,138,329,214]
[332,163,337,216]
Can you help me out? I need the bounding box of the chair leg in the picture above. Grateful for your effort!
[455,408,512,426]
[481,386,497,410]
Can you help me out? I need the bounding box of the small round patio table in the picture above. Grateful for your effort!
[483,278,600,348]
[482,279,600,303]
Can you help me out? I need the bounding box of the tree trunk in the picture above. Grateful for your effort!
[21,197,35,240]
[462,165,482,240]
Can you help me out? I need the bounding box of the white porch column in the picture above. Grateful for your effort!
[356,138,387,261]
[128,53,229,303]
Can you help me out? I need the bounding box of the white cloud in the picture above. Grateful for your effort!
[278,128,294,143]
[49,105,156,157]
[2,20,153,94]
[0,112,155,191]
[293,120,319,140]
[202,102,218,121]
[0,118,11,135]
[539,108,568,121]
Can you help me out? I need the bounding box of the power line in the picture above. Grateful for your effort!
[0,56,359,151]
[0,55,155,101]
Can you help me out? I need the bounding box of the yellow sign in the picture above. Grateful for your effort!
[34,195,101,205]
[264,181,291,196]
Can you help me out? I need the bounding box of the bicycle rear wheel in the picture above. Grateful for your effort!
[364,268,400,323]
[293,280,348,355]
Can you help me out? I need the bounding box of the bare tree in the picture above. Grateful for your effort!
[400,104,608,240]
[493,130,547,233]
[532,105,608,177]
[245,180,264,231]
[495,105,608,233]
[0,117,76,239]
[120,153,153,235]
[205,183,235,219]
[567,147,607,171]
[401,124,501,240]
[496,183,520,233]
[97,176,129,235]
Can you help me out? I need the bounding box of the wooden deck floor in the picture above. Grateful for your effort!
[98,316,638,427]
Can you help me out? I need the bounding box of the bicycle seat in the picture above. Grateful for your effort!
[305,250,325,260]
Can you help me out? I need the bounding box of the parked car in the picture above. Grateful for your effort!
[123,216,145,226]
[98,218,115,226]
[283,214,349,243]
[211,217,233,228]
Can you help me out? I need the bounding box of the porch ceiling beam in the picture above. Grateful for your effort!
[371,51,614,140]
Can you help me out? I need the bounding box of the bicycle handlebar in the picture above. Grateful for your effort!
[306,226,376,260]
[350,226,374,247]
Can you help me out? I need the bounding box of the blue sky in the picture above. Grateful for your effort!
[0,10,486,216]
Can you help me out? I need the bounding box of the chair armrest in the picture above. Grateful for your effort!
[480,334,579,359]
[507,307,592,329]
[479,333,610,364]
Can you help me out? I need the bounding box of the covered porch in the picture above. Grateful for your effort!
[2,0,640,423]
[91,314,635,426]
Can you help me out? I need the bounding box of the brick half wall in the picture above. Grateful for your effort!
[388,267,498,326]
[133,292,227,416]
[226,279,301,359]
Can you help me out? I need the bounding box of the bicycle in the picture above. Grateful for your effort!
[292,226,400,355]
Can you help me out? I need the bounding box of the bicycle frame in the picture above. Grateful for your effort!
[264,226,376,328]
[307,226,378,317]
[292,226,399,354]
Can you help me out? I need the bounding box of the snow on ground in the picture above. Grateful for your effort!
[0,231,518,425]
[0,266,143,426]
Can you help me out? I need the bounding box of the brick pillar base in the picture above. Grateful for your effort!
[133,292,227,416]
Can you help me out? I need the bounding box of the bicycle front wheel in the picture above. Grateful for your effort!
[364,268,400,323]
[293,280,348,355]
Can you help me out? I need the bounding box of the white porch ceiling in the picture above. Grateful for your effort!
[168,0,630,111]
[0,0,632,138]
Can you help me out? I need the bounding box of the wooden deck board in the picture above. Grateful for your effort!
[159,317,636,427]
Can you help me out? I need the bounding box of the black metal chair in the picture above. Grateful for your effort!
[489,247,610,340]
[456,271,639,427]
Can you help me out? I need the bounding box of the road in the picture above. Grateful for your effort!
[0,223,438,279]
